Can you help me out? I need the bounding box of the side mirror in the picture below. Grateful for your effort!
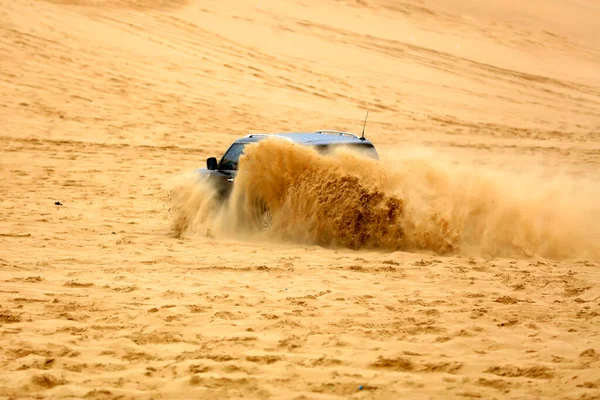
[206,157,218,170]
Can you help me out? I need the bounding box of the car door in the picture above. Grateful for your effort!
[213,142,247,195]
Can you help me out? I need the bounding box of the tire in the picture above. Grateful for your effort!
[251,196,273,230]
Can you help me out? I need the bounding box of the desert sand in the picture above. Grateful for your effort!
[1,0,600,399]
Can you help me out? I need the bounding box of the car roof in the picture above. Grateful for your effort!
[233,131,374,146]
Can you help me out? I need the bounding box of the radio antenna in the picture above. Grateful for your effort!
[360,110,369,141]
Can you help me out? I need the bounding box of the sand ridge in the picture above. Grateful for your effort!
[1,0,600,398]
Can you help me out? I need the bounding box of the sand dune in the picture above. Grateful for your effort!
[1,0,600,398]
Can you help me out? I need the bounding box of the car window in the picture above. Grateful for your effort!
[219,143,247,170]
[315,143,379,160]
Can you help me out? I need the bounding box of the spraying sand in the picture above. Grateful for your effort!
[171,138,599,260]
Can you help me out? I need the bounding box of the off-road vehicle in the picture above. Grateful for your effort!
[195,129,380,228]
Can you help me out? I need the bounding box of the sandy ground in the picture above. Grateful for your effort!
[1,0,600,399]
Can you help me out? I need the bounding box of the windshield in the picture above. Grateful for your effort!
[219,143,247,170]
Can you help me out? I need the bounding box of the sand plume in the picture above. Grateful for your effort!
[171,138,599,260]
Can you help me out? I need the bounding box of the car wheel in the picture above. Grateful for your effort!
[252,197,272,230]
[260,203,273,229]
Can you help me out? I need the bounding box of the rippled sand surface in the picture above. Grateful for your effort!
[1,0,599,398]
